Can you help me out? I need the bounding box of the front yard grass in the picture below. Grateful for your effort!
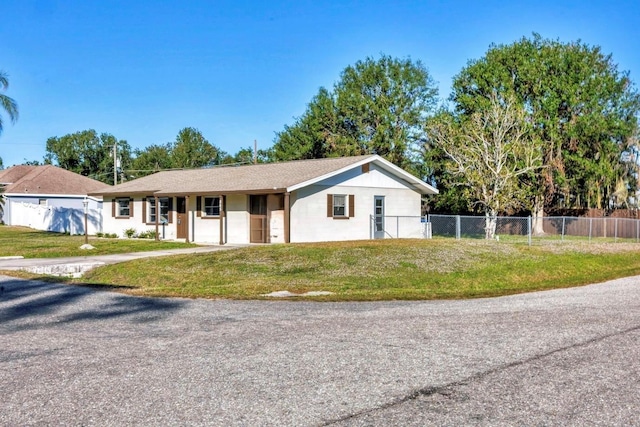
[0,226,196,258]
[72,238,640,301]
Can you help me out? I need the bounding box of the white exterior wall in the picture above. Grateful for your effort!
[188,197,222,244]
[226,194,249,244]
[103,197,173,239]
[289,165,422,242]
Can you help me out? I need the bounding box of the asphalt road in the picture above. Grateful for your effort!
[1,274,639,426]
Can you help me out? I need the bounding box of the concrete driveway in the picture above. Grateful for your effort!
[1,274,639,426]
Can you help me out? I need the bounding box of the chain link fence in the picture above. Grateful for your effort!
[369,216,432,239]
[427,214,640,245]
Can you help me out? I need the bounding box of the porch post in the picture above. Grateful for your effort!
[185,195,190,243]
[154,196,159,241]
[284,192,291,243]
[219,195,226,245]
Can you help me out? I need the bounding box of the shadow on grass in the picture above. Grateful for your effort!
[0,277,184,331]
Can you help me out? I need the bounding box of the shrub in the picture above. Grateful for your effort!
[124,228,137,238]
[96,232,104,238]
[137,229,157,239]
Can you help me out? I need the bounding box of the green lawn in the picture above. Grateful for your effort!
[0,226,196,258]
[74,238,640,301]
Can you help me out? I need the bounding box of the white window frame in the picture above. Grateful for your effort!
[203,196,221,217]
[116,198,130,217]
[333,194,347,217]
[148,197,171,223]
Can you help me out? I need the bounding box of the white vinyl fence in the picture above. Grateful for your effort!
[9,202,102,235]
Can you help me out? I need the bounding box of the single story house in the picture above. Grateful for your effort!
[0,165,109,234]
[89,155,438,244]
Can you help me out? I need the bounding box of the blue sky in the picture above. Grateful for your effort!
[1,0,639,168]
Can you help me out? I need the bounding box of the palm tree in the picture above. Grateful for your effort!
[0,70,18,136]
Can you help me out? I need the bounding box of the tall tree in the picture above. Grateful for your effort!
[450,34,640,232]
[171,127,219,168]
[44,130,132,184]
[428,94,544,238]
[273,55,438,172]
[0,70,18,136]
[130,143,173,177]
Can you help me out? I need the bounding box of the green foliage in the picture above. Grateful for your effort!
[219,145,274,165]
[273,55,439,173]
[450,33,640,212]
[131,143,173,177]
[136,229,157,239]
[0,70,18,137]
[44,130,132,185]
[171,127,219,168]
[123,227,137,238]
[130,128,227,177]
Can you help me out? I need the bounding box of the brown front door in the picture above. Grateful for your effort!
[250,195,267,243]
[176,197,187,239]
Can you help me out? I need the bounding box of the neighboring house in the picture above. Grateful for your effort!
[0,165,110,234]
[90,155,438,244]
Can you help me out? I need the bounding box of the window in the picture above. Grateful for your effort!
[333,195,346,217]
[148,197,171,223]
[327,194,355,219]
[116,198,131,217]
[204,196,220,216]
[38,199,47,206]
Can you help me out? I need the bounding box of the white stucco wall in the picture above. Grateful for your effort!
[188,196,222,244]
[289,164,422,243]
[103,197,173,239]
[226,194,249,244]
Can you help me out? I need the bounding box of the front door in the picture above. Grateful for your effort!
[249,195,267,243]
[176,197,187,239]
[374,196,385,239]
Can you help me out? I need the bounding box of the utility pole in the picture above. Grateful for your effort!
[113,144,118,185]
[253,140,257,165]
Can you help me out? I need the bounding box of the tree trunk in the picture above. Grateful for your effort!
[485,209,498,240]
[532,198,545,236]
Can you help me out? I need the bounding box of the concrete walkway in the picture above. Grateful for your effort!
[0,244,247,277]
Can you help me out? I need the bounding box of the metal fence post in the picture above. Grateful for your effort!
[561,217,566,241]
[455,215,461,240]
[527,216,532,246]
[369,215,373,240]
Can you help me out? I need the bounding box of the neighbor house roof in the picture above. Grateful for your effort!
[0,165,38,185]
[90,155,438,197]
[0,165,111,196]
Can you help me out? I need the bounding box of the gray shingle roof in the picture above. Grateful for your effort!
[89,155,438,196]
[1,165,111,195]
